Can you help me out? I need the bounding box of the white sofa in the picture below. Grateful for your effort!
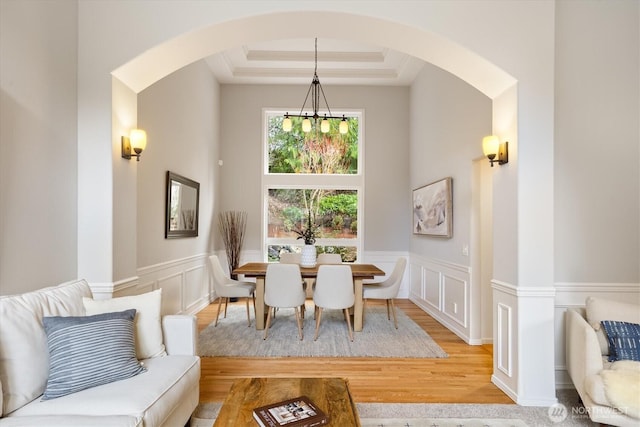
[0,279,201,427]
[566,297,640,427]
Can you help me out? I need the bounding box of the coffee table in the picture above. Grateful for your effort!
[213,377,361,426]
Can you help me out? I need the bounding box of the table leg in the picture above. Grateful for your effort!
[255,277,266,330]
[353,278,364,332]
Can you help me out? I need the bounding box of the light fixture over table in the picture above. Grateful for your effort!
[282,38,348,135]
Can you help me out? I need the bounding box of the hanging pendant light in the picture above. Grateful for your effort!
[283,38,349,135]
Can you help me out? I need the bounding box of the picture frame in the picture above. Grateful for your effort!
[165,171,200,238]
[412,177,453,238]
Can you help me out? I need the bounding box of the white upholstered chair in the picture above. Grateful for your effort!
[209,255,256,327]
[316,253,342,264]
[264,263,307,340]
[279,252,301,264]
[313,265,355,341]
[362,258,407,329]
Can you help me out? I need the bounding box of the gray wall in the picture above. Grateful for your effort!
[137,60,219,268]
[219,84,411,253]
[410,62,492,263]
[0,0,78,295]
[554,0,640,284]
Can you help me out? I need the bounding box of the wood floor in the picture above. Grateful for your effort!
[197,299,514,405]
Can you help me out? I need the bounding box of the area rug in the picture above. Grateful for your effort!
[192,390,598,426]
[197,303,448,358]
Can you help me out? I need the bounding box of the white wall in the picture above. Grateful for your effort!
[554,0,640,284]
[219,84,410,254]
[0,0,78,295]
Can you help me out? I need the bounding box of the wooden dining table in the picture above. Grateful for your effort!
[233,262,385,332]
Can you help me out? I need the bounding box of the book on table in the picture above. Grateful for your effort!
[252,395,329,427]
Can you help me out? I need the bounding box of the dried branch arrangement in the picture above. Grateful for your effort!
[218,211,247,279]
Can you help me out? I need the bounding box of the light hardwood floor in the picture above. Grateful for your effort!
[197,299,514,405]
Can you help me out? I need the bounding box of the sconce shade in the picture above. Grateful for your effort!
[482,135,509,167]
[122,128,147,162]
[482,135,500,157]
[129,129,147,152]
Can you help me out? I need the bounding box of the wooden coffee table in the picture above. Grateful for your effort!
[213,377,361,426]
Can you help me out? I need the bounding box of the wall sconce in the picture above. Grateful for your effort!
[121,129,147,162]
[482,135,509,167]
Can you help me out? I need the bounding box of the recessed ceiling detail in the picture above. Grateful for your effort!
[205,38,424,86]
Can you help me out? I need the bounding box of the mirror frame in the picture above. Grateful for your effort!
[165,171,200,238]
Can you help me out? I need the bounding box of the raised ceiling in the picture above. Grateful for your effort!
[205,38,425,86]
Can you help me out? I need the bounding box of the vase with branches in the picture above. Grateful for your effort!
[294,208,319,267]
[218,211,247,280]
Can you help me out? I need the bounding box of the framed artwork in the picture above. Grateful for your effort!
[412,177,453,238]
[165,171,200,238]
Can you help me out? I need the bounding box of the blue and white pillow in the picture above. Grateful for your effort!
[42,309,147,400]
[601,320,640,362]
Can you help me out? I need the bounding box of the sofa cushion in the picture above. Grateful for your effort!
[11,355,200,426]
[0,415,142,426]
[42,309,147,400]
[601,321,640,362]
[83,289,166,359]
[0,280,91,415]
[585,297,640,355]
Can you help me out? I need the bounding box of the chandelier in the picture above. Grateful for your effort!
[283,38,348,135]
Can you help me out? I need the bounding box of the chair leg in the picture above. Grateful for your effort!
[215,297,224,327]
[224,297,229,318]
[386,299,391,320]
[314,307,324,341]
[390,299,398,329]
[263,306,273,340]
[344,308,354,342]
[245,297,251,327]
[294,307,304,340]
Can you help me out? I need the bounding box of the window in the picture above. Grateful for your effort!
[263,111,363,262]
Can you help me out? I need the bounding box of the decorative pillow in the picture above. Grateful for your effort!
[42,309,146,400]
[83,289,166,359]
[585,297,640,355]
[601,320,640,362]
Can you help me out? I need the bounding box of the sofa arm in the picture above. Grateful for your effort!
[162,315,197,356]
[566,308,604,395]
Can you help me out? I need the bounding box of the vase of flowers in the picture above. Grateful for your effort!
[295,209,318,268]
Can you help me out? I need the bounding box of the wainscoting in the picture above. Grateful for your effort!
[408,254,477,344]
[110,253,211,316]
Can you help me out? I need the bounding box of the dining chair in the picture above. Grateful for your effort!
[264,263,307,340]
[208,255,256,327]
[313,265,355,341]
[316,253,342,264]
[362,257,407,329]
[279,252,301,264]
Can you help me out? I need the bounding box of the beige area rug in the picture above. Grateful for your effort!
[198,303,448,358]
[191,390,598,427]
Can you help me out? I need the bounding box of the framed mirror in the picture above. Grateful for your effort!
[165,171,200,238]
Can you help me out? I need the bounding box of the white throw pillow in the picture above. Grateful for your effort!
[83,289,166,359]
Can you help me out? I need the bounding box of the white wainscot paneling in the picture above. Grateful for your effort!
[409,255,473,343]
[158,272,183,315]
[184,265,206,312]
[443,275,467,328]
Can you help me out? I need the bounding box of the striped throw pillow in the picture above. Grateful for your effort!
[601,320,640,362]
[42,309,147,400]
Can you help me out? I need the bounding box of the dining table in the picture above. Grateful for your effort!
[233,262,385,332]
